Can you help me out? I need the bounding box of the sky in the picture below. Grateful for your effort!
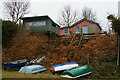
[0,0,120,31]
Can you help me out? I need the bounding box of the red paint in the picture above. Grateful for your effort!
[59,20,101,36]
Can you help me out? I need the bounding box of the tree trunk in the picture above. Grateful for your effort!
[117,36,120,66]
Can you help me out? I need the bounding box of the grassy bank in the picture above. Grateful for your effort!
[2,70,61,78]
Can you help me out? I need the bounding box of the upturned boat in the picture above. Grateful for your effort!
[61,65,91,78]
[50,62,79,74]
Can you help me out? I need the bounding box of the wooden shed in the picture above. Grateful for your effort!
[21,15,60,34]
[59,18,102,36]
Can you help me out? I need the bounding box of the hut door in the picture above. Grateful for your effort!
[82,26,88,39]
[82,26,88,33]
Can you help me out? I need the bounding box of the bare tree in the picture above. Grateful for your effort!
[4,0,30,23]
[57,5,80,27]
[81,7,97,21]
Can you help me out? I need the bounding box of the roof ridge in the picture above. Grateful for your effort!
[21,15,49,19]
[60,18,102,30]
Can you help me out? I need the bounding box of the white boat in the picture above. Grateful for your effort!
[50,62,79,74]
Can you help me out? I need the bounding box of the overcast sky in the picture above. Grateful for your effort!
[0,0,119,31]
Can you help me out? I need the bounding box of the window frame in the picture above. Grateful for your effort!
[64,28,69,34]
[74,26,80,33]
[26,21,46,27]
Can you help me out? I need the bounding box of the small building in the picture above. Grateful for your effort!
[21,15,60,34]
[59,18,102,36]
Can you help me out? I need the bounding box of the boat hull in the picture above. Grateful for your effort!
[19,65,47,73]
[61,65,91,78]
[4,62,26,68]
[50,62,79,74]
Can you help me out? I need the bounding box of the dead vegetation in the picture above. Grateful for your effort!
[2,34,47,62]
[2,33,119,78]
[3,34,117,68]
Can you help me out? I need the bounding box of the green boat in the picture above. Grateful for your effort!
[61,65,91,78]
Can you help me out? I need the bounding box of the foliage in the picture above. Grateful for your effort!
[39,35,117,67]
[11,25,29,45]
[107,14,120,65]
[74,35,117,64]
[3,33,117,64]
[2,21,29,49]
[107,15,120,36]
[2,33,118,78]
[91,62,120,78]
[2,34,47,62]
[2,21,18,48]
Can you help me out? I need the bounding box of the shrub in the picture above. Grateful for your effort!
[2,21,18,48]
[2,34,47,62]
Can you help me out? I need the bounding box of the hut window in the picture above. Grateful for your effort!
[74,26,80,33]
[38,21,46,26]
[34,21,46,26]
[26,21,46,26]
[26,22,32,26]
[64,28,69,34]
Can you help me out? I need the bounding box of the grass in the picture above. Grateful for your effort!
[1,70,95,80]
[2,69,61,78]
[2,61,120,79]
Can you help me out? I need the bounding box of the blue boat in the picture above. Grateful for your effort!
[4,59,27,69]
[4,62,26,68]
[52,62,77,67]
[19,65,47,73]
